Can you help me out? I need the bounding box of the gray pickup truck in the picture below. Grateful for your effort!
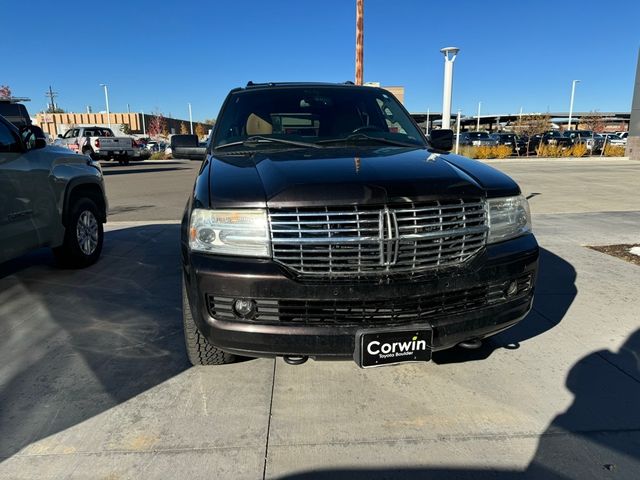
[0,115,107,267]
[55,126,135,164]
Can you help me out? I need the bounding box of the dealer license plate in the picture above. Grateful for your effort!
[356,327,432,368]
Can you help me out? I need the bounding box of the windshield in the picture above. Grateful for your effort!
[467,132,490,139]
[212,86,425,149]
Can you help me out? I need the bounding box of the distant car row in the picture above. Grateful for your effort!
[50,127,208,163]
[455,130,628,155]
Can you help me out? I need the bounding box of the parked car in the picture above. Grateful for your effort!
[526,131,573,154]
[145,141,167,153]
[457,131,498,147]
[0,114,107,267]
[562,130,604,153]
[132,139,150,159]
[180,82,539,367]
[54,126,135,164]
[170,134,207,160]
[490,132,526,155]
[605,132,627,146]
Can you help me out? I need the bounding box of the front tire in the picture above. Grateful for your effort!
[183,278,236,366]
[53,198,103,268]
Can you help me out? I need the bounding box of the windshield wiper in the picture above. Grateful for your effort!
[317,133,422,148]
[215,136,323,150]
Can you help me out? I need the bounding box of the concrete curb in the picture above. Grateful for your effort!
[480,156,633,164]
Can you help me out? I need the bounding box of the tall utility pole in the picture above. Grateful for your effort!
[141,110,146,136]
[440,47,459,129]
[355,0,364,85]
[188,103,193,134]
[476,101,482,131]
[45,85,58,112]
[567,79,580,130]
[100,84,111,128]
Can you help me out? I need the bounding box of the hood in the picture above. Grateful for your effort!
[207,147,520,209]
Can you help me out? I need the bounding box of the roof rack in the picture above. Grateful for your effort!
[0,96,31,103]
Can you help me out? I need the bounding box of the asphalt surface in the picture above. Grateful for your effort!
[1,157,640,479]
[103,159,202,222]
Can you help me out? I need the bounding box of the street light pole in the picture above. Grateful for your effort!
[100,84,111,129]
[455,110,461,154]
[440,47,459,129]
[426,107,430,134]
[476,101,482,131]
[188,103,193,134]
[567,80,580,131]
[141,110,146,136]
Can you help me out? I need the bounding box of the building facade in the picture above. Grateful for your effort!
[35,112,213,138]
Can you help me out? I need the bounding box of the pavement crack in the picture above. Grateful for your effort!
[595,349,640,385]
[262,359,276,480]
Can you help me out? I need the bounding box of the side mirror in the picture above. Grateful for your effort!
[20,125,47,151]
[57,134,63,138]
[429,129,454,151]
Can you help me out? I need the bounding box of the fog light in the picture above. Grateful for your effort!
[505,281,519,297]
[233,298,257,318]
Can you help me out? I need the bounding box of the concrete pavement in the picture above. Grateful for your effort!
[1,159,639,479]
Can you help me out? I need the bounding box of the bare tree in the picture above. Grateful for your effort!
[195,123,206,138]
[514,114,551,156]
[580,111,606,133]
[180,122,189,135]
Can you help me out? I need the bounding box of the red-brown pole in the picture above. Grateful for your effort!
[355,0,364,85]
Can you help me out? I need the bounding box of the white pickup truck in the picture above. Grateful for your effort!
[55,126,135,164]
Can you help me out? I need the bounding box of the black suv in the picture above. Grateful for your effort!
[0,115,107,267]
[181,83,538,368]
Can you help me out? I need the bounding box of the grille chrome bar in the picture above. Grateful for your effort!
[268,199,487,279]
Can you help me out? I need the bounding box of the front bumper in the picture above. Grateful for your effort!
[95,149,134,158]
[183,233,539,359]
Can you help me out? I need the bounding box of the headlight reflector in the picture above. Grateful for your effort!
[189,209,270,257]
[487,195,531,244]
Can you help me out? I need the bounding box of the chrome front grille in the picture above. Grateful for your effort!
[268,199,487,279]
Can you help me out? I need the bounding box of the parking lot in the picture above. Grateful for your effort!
[1,157,640,479]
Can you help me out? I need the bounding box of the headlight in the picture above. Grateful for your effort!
[189,209,270,257]
[487,195,531,244]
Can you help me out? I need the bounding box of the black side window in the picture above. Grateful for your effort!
[0,122,20,153]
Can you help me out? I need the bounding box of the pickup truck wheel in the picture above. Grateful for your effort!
[53,198,103,268]
[182,278,236,366]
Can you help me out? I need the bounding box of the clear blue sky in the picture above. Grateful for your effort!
[2,0,638,121]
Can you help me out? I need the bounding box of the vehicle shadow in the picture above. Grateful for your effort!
[432,247,576,364]
[0,224,189,460]
[99,160,189,168]
[276,329,640,479]
[101,167,190,175]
